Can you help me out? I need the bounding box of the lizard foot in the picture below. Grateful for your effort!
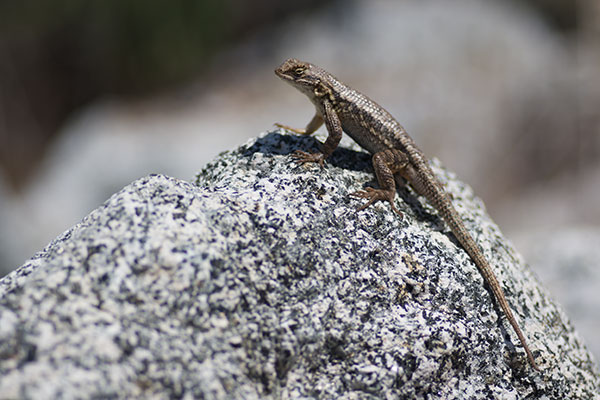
[350,187,402,216]
[292,150,326,168]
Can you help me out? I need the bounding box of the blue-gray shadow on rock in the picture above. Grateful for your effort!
[242,132,371,172]
[242,131,441,226]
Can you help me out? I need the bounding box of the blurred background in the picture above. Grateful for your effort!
[0,0,598,360]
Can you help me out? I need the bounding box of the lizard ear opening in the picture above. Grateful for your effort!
[314,84,327,97]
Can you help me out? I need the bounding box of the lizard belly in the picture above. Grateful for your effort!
[340,118,389,156]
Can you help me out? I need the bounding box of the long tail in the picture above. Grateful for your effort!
[414,170,539,370]
[443,202,538,370]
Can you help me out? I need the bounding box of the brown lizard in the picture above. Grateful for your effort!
[274,58,539,370]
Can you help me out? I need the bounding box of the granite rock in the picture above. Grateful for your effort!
[0,131,598,399]
[518,227,600,363]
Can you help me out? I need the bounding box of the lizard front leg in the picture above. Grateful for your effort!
[289,100,342,168]
[351,149,411,215]
[275,111,323,135]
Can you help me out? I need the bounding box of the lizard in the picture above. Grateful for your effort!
[274,58,539,371]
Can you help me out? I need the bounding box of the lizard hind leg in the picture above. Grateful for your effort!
[350,149,409,215]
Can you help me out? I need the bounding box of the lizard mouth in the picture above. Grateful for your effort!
[274,66,289,81]
[274,58,303,82]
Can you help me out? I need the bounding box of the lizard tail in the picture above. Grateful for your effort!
[445,208,539,370]
[416,171,539,370]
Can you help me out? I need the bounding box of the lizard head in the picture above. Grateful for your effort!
[275,58,330,100]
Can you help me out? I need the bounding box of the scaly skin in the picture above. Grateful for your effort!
[275,58,539,370]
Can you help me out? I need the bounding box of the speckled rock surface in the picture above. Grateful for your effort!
[518,228,600,363]
[0,131,598,399]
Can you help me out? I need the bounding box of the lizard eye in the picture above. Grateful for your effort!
[293,67,304,77]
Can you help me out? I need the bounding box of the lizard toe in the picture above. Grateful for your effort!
[351,188,401,216]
